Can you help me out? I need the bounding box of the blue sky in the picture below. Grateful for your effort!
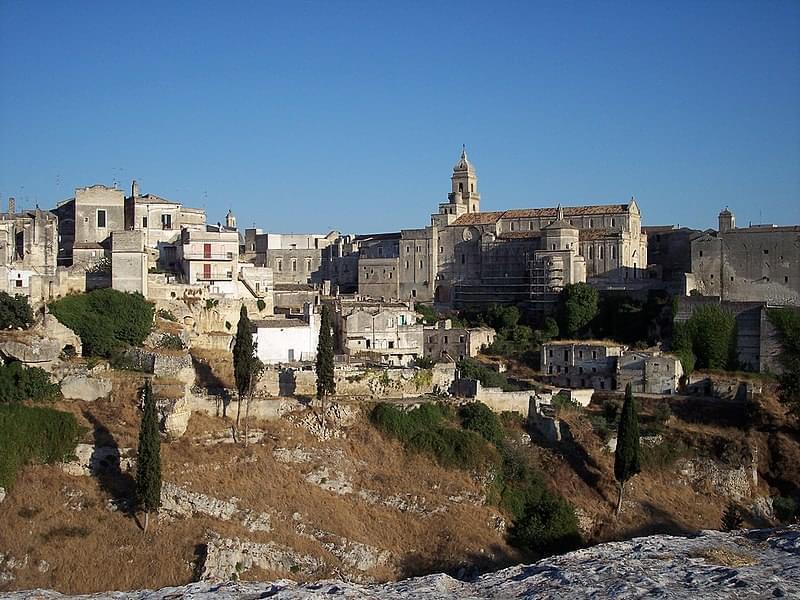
[1,0,798,233]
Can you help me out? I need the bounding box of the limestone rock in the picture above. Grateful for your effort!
[0,487,5,504]
[61,444,134,477]
[7,527,800,599]
[159,482,271,532]
[0,315,81,369]
[60,373,112,401]
[201,535,324,581]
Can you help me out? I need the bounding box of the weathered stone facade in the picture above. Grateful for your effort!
[688,209,800,306]
[349,149,648,307]
[0,203,58,305]
[541,340,625,390]
[423,319,495,361]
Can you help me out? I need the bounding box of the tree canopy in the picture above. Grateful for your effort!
[559,283,599,338]
[135,380,162,521]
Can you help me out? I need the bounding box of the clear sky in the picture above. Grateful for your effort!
[1,0,798,233]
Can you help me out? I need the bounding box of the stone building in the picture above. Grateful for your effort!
[176,227,239,295]
[687,209,800,306]
[332,298,423,366]
[252,303,319,364]
[541,340,625,390]
[124,180,206,270]
[52,184,125,266]
[617,350,683,394]
[111,230,148,296]
[423,319,496,361]
[353,148,648,307]
[253,231,340,285]
[0,198,58,304]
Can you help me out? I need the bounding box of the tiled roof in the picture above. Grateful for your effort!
[452,204,631,226]
[136,194,178,205]
[498,231,542,239]
[451,212,505,225]
[252,318,308,329]
[579,228,617,241]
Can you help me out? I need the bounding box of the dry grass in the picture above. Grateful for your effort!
[690,546,759,567]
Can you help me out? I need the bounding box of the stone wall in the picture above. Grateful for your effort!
[256,363,456,399]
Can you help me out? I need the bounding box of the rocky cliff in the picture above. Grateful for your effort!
[6,527,799,599]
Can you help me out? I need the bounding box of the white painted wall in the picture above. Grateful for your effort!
[253,317,319,364]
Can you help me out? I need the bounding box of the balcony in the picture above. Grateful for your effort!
[196,271,234,281]
[182,251,236,260]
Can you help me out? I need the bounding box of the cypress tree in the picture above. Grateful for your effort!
[136,379,161,533]
[614,383,641,515]
[315,305,336,432]
[233,305,255,439]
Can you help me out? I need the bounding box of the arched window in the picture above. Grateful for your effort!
[458,182,463,192]
[471,184,474,192]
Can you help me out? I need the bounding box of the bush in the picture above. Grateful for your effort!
[415,304,438,325]
[50,289,154,358]
[158,333,185,350]
[509,492,582,555]
[156,309,177,322]
[460,402,504,445]
[256,299,266,312]
[0,362,61,404]
[767,308,800,415]
[0,404,83,488]
[0,292,34,330]
[458,358,521,392]
[773,496,798,523]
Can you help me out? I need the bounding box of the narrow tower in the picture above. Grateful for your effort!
[449,146,480,214]
[225,209,237,230]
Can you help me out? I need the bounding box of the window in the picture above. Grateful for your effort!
[15,278,22,288]
[599,246,604,260]
[611,246,616,260]
[439,246,443,253]
[763,249,769,255]
[579,350,583,359]
[589,218,594,228]
[699,251,703,257]
[306,259,311,271]
[510,222,515,231]
[461,254,465,264]
[411,289,417,298]
[592,350,597,359]
[459,335,465,343]
[406,246,410,253]
[419,260,423,269]
[548,365,553,374]
[589,247,594,259]
[444,336,448,344]
[388,341,395,348]
[564,349,569,360]
[405,260,409,269]
[378,247,383,257]
[161,213,172,229]
[277,259,283,272]
[549,349,553,357]
[611,218,615,227]
[142,216,148,228]
[292,259,297,272]
[97,209,107,228]
[786,276,789,283]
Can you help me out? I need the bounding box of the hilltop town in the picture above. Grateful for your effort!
[0,150,798,593]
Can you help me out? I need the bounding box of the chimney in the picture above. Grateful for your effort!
[131,180,140,198]
[8,197,15,214]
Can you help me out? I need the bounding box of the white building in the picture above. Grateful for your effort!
[252,303,319,364]
[176,227,240,295]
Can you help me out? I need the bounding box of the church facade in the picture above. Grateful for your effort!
[357,149,648,307]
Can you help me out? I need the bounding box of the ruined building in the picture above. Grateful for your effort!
[0,197,58,303]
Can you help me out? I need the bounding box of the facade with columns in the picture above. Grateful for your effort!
[356,148,648,307]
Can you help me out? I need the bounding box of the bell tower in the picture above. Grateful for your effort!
[449,146,480,214]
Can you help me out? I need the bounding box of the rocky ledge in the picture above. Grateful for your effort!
[7,527,799,599]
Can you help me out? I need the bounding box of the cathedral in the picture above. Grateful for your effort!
[356,148,648,307]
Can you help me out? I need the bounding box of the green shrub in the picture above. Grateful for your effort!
[50,289,154,358]
[767,308,800,415]
[256,299,266,312]
[0,404,83,488]
[458,358,521,392]
[460,402,504,445]
[156,309,177,322]
[558,283,599,338]
[509,492,582,555]
[158,333,185,350]
[0,292,34,329]
[0,362,61,404]
[415,304,438,325]
[773,496,798,523]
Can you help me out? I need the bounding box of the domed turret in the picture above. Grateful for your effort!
[449,145,480,213]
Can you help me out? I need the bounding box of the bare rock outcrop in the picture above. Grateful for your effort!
[0,315,81,369]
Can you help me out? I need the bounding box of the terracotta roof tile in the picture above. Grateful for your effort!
[498,231,542,239]
[452,204,631,227]
[579,228,617,241]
